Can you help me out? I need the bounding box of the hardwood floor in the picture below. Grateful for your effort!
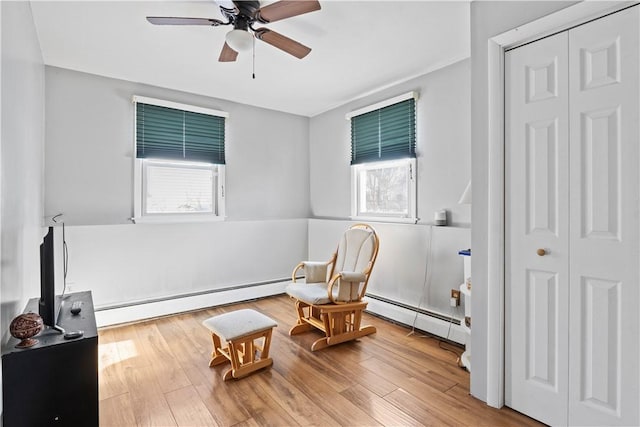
[98,295,541,426]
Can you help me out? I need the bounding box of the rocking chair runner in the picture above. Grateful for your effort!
[285,223,380,351]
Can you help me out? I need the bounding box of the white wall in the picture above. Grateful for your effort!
[1,0,46,415]
[469,0,577,404]
[310,59,471,227]
[1,1,46,336]
[65,219,307,309]
[44,68,310,314]
[44,67,310,224]
[308,59,471,324]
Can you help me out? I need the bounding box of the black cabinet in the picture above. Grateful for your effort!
[2,291,98,426]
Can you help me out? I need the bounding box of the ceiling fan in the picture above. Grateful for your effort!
[147,0,321,62]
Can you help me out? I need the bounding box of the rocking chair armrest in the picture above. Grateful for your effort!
[336,271,367,283]
[291,262,305,282]
[327,271,367,304]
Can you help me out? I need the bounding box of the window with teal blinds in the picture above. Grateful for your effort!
[350,98,416,164]
[136,102,226,164]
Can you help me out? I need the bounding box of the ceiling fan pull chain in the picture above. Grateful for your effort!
[252,36,256,79]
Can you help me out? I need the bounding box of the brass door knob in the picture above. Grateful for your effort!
[537,248,546,256]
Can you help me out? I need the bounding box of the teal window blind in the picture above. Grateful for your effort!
[136,102,225,164]
[350,98,416,164]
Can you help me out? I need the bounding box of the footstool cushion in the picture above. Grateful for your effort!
[203,309,278,341]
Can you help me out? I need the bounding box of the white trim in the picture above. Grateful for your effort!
[345,91,419,120]
[217,164,226,218]
[131,215,226,225]
[485,0,633,409]
[494,1,637,50]
[133,156,143,219]
[486,37,505,408]
[349,216,419,225]
[132,95,229,118]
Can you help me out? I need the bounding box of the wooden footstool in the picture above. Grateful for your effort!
[202,309,277,380]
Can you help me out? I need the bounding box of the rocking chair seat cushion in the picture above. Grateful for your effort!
[285,281,332,305]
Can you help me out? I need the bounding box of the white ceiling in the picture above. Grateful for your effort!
[30,1,470,117]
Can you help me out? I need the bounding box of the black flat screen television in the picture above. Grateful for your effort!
[39,226,61,329]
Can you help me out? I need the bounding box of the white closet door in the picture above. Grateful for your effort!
[507,5,640,426]
[568,6,639,426]
[505,31,570,427]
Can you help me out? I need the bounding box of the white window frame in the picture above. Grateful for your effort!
[132,96,227,224]
[350,158,417,224]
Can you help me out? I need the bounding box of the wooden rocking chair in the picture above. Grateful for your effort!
[285,224,379,351]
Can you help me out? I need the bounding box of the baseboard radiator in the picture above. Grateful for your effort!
[364,293,466,344]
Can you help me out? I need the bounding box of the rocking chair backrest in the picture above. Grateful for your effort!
[332,224,379,287]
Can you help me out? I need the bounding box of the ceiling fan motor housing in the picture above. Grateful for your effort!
[234,1,261,19]
[221,1,260,31]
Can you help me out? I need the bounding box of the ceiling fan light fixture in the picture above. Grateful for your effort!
[225,29,253,52]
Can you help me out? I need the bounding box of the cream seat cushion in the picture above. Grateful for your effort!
[285,281,332,305]
[202,309,277,341]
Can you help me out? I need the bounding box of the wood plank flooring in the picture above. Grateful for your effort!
[98,295,541,426]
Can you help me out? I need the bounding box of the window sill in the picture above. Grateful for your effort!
[350,216,419,225]
[131,215,226,224]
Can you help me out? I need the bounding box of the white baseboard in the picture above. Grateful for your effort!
[365,297,467,344]
[94,281,288,328]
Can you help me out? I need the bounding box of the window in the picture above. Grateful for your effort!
[348,92,418,221]
[142,160,218,214]
[352,159,415,218]
[133,96,227,222]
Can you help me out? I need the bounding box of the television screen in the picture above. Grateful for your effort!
[38,226,59,327]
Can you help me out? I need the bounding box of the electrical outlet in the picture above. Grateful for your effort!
[450,289,460,307]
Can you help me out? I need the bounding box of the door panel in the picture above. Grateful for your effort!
[568,6,639,426]
[505,31,569,427]
[579,277,620,412]
[580,106,621,240]
[526,119,559,236]
[526,269,558,387]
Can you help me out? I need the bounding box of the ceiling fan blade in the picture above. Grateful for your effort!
[218,42,238,62]
[254,28,311,59]
[254,0,321,24]
[146,17,225,26]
